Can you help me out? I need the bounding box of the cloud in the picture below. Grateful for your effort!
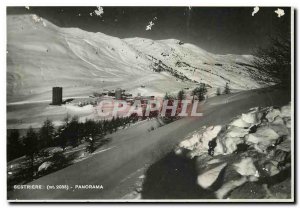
[252,6,259,16]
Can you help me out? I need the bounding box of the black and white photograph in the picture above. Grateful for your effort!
[6,6,294,202]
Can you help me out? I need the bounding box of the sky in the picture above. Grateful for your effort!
[7,7,291,55]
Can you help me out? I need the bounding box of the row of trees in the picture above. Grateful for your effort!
[216,83,231,96]
[177,83,230,99]
[7,115,138,162]
[165,84,208,102]
[164,85,208,102]
[191,85,207,101]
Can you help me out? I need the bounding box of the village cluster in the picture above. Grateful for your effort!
[51,84,214,118]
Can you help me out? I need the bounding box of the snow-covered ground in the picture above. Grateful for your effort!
[175,103,292,199]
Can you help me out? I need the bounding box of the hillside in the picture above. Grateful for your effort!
[7,14,187,103]
[7,14,271,103]
[124,38,269,91]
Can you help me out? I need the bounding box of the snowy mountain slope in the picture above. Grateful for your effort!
[124,38,270,90]
[7,14,190,103]
[7,14,269,103]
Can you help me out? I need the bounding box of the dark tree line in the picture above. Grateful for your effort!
[223,83,230,94]
[253,36,291,85]
[252,17,291,86]
[177,90,185,100]
[7,115,138,162]
[216,83,230,96]
[192,85,207,101]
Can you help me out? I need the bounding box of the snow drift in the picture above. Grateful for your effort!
[175,103,292,199]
